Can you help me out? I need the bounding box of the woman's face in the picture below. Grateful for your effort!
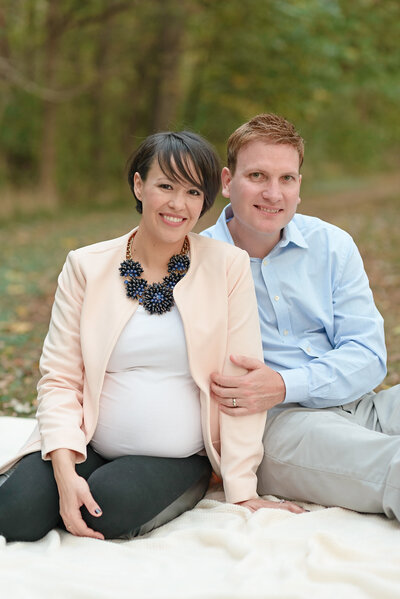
[133,156,204,246]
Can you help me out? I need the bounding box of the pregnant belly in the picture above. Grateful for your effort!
[91,371,204,459]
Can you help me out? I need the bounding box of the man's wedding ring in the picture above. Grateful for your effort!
[232,398,237,408]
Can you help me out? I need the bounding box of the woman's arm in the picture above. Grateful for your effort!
[37,251,106,535]
[36,251,88,462]
[217,250,267,503]
[218,251,305,513]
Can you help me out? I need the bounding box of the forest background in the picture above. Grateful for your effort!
[0,0,399,414]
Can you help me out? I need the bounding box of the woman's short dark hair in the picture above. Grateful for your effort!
[127,131,221,217]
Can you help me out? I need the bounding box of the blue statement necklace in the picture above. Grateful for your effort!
[119,231,190,315]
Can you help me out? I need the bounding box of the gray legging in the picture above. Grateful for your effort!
[0,447,211,542]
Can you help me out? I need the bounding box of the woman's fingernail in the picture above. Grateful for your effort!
[95,508,102,515]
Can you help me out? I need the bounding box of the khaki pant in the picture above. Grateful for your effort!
[257,385,400,519]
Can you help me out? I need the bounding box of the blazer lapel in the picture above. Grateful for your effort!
[80,230,138,428]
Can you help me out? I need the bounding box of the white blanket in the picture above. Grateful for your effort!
[1,417,400,599]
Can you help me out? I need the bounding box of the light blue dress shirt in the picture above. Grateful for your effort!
[201,205,387,408]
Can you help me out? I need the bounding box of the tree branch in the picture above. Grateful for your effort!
[57,1,133,35]
[0,56,120,102]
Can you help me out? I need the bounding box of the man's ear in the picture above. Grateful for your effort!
[221,167,232,199]
[133,172,143,200]
[297,174,302,205]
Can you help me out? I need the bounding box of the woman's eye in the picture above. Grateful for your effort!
[188,188,201,196]
[159,183,173,190]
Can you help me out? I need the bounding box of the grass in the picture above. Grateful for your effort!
[0,188,399,416]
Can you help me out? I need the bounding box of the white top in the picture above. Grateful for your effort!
[91,304,204,459]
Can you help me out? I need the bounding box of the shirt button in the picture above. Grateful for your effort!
[283,329,289,336]
[306,346,311,353]
[274,295,279,301]
[263,259,268,266]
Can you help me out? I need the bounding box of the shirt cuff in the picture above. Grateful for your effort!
[279,367,309,404]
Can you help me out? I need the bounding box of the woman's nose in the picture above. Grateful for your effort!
[167,190,186,208]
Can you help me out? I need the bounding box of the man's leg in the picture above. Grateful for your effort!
[369,385,400,435]
[82,454,212,539]
[257,386,400,519]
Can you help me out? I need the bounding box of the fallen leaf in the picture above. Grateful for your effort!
[8,322,33,334]
[16,305,29,317]
[6,284,25,295]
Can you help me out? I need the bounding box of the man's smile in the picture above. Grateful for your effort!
[255,205,282,214]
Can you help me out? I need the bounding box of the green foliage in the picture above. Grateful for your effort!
[0,0,399,213]
[0,91,41,184]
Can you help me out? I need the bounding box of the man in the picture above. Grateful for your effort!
[202,113,400,519]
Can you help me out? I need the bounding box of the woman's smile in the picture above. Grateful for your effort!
[160,212,187,226]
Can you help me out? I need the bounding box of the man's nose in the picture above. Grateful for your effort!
[262,179,282,203]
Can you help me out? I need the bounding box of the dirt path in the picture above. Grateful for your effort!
[304,172,400,213]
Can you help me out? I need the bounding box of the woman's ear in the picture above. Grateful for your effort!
[133,172,143,200]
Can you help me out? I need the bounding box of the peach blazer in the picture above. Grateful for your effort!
[1,230,266,503]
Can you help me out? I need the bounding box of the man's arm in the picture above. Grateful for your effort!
[280,241,386,408]
[211,242,387,414]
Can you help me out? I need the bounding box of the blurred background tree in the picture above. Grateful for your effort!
[0,0,399,217]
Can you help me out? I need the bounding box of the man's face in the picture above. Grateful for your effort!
[221,141,302,253]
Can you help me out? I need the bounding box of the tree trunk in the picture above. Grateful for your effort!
[91,24,110,181]
[148,0,186,132]
[38,1,60,208]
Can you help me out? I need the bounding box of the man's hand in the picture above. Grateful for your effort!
[210,354,286,416]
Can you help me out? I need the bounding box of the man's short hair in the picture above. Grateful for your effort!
[227,113,304,173]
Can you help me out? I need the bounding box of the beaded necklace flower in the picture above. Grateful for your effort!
[119,231,190,315]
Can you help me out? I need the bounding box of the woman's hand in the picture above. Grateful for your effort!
[50,449,104,540]
[236,497,306,514]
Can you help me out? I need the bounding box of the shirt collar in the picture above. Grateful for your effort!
[214,204,235,244]
[219,204,308,251]
[279,218,308,249]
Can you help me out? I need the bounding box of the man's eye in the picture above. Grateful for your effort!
[282,175,294,182]
[250,172,262,179]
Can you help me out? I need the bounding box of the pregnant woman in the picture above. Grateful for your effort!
[0,130,302,542]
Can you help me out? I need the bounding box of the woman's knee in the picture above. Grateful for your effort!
[0,500,59,542]
[81,455,211,539]
[0,453,60,542]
